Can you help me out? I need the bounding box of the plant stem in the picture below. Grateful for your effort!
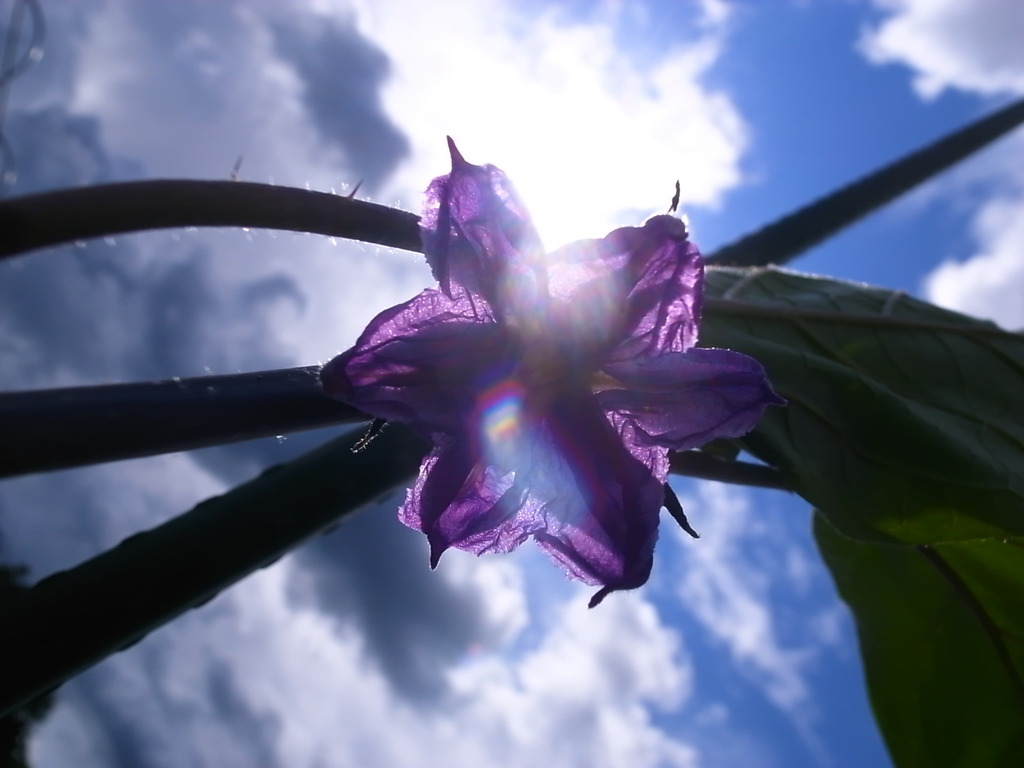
[669,451,789,490]
[0,363,792,492]
[704,96,1024,267]
[0,179,422,258]
[0,366,367,478]
[0,423,427,716]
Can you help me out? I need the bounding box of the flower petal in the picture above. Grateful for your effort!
[534,215,701,360]
[523,236,633,356]
[420,138,545,302]
[598,347,786,451]
[526,393,666,594]
[397,435,525,567]
[320,288,516,435]
[605,214,704,357]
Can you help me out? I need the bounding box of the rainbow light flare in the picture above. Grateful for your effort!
[478,376,525,456]
[476,372,604,535]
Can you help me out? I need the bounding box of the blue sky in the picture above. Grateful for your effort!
[1,1,1022,767]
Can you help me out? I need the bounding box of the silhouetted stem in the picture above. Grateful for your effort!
[669,451,789,490]
[10,290,1015,479]
[0,366,367,478]
[0,99,1018,265]
[0,179,422,258]
[704,96,1024,267]
[7,100,1017,481]
[0,362,792,489]
[0,423,428,716]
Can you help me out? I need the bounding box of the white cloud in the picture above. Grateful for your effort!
[860,0,1024,99]
[661,481,856,765]
[444,591,696,768]
[0,454,225,580]
[668,483,821,714]
[30,554,697,768]
[923,184,1024,329]
[5,0,749,382]
[357,0,747,246]
[2,0,431,391]
[859,2,1024,328]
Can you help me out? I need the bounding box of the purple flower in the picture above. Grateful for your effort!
[322,139,783,606]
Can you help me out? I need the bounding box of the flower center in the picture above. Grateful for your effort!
[515,339,593,415]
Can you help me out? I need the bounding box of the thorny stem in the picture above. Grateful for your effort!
[0,367,366,478]
[703,95,1024,267]
[0,174,997,488]
[0,178,894,487]
[0,362,790,489]
[0,424,429,716]
[1,180,1019,342]
[668,451,789,490]
[0,179,422,258]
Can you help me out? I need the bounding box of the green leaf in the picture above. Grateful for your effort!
[701,267,1024,544]
[814,512,1024,767]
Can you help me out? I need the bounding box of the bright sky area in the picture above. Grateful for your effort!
[1,1,1022,767]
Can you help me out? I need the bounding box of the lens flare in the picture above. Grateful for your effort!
[478,376,525,456]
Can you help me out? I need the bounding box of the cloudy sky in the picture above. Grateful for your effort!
[1,1,1021,766]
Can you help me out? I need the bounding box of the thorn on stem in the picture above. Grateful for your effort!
[352,418,387,452]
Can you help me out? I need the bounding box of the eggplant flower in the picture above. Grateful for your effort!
[322,139,783,606]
